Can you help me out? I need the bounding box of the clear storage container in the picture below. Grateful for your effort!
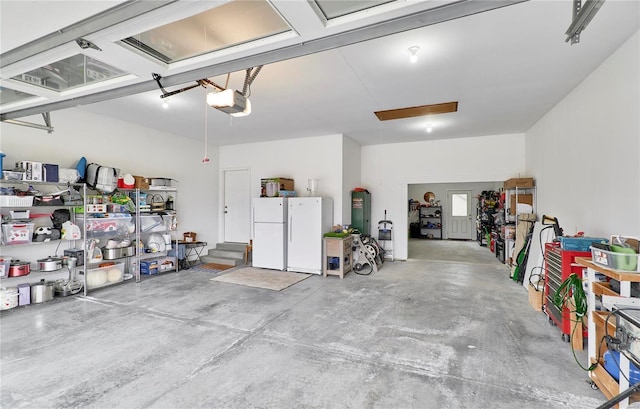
[2,222,34,244]
[591,246,640,272]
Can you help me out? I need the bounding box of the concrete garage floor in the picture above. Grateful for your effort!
[1,240,607,408]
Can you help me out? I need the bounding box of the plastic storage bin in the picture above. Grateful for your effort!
[85,263,124,290]
[603,350,640,384]
[591,246,640,272]
[559,236,606,251]
[9,210,30,219]
[0,257,11,278]
[0,196,34,207]
[77,215,134,235]
[2,222,34,244]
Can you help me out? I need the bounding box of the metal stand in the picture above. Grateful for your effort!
[179,241,207,268]
[378,212,393,261]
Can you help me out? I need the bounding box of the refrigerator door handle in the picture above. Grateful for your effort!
[289,214,293,242]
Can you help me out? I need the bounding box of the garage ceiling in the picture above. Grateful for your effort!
[1,0,638,146]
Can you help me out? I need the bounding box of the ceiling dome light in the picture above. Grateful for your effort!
[161,99,169,109]
[408,46,420,63]
[426,123,433,133]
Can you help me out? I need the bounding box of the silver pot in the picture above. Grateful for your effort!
[101,246,135,260]
[37,257,62,272]
[31,279,54,303]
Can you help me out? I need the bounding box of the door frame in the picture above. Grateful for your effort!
[221,167,251,243]
[446,189,474,240]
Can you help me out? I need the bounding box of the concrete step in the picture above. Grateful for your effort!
[215,242,247,252]
[207,248,245,260]
[201,255,244,266]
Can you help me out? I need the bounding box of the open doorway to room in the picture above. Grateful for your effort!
[407,181,503,261]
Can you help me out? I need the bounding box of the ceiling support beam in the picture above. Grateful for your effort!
[0,0,177,68]
[0,0,527,122]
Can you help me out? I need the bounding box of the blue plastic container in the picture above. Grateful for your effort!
[603,350,640,384]
[559,236,607,252]
[0,151,5,173]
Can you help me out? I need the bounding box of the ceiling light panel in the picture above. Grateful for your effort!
[9,54,127,92]
[121,0,291,64]
[314,0,396,20]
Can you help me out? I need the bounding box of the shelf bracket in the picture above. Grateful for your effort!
[1,112,54,133]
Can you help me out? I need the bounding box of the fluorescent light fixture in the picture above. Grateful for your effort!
[408,46,420,63]
[206,89,249,115]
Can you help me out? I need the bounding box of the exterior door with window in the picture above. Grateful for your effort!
[448,190,473,240]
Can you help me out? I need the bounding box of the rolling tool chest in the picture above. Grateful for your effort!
[544,242,591,344]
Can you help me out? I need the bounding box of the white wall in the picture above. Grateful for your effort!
[219,134,347,227]
[342,135,362,226]
[361,134,526,260]
[525,31,639,238]
[0,108,220,273]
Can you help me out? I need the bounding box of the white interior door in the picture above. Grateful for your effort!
[447,190,473,240]
[224,169,250,243]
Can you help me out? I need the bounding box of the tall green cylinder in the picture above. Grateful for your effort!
[351,191,371,235]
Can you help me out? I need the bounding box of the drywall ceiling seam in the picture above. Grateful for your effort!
[0,0,527,122]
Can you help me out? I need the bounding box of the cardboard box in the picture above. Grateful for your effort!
[20,161,43,181]
[509,194,533,215]
[528,284,543,312]
[133,175,149,190]
[261,178,294,196]
[140,259,159,275]
[504,177,535,189]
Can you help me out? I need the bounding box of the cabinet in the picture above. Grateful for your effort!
[419,206,442,239]
[1,180,86,290]
[351,191,371,235]
[578,257,640,408]
[543,243,590,347]
[323,235,353,279]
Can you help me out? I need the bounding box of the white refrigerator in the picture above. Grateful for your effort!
[287,197,333,274]
[252,197,287,270]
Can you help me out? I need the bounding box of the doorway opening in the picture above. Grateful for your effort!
[407,181,502,260]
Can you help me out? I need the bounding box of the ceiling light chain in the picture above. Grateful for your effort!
[202,88,210,164]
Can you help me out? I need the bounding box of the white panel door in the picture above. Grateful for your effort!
[448,190,473,240]
[224,169,250,243]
